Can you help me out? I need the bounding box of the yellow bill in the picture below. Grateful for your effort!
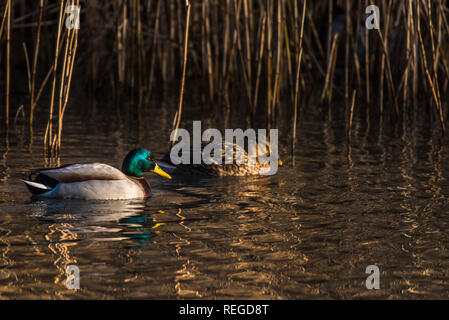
[152,163,172,179]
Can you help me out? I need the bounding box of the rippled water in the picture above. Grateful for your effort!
[2,96,449,299]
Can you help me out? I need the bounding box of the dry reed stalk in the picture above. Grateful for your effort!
[148,0,162,92]
[167,0,175,84]
[434,2,442,77]
[205,0,214,100]
[351,1,362,91]
[176,0,183,66]
[211,1,220,94]
[33,65,54,114]
[403,0,412,108]
[344,0,350,107]
[426,0,436,68]
[220,0,231,94]
[243,0,254,125]
[223,0,242,108]
[57,26,72,140]
[136,0,145,102]
[0,1,9,41]
[266,0,273,130]
[291,0,299,65]
[437,10,449,85]
[292,0,306,154]
[321,33,339,103]
[327,35,339,104]
[56,10,79,152]
[433,1,443,75]
[22,0,49,138]
[347,89,356,139]
[23,42,31,94]
[117,0,127,85]
[269,0,283,130]
[252,11,266,118]
[352,50,362,92]
[326,0,332,64]
[29,32,68,124]
[346,89,356,164]
[233,0,253,123]
[170,0,191,150]
[377,29,399,117]
[411,0,418,108]
[416,0,445,132]
[378,0,393,115]
[283,5,293,107]
[54,8,73,152]
[44,0,65,152]
[243,0,252,100]
[29,0,44,132]
[364,0,370,105]
[427,0,443,126]
[306,8,324,58]
[41,0,79,154]
[128,0,137,91]
[5,0,11,128]
[158,2,167,85]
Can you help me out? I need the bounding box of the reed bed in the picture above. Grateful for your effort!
[1,0,449,155]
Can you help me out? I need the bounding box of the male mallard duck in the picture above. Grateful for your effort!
[160,140,282,177]
[22,148,171,200]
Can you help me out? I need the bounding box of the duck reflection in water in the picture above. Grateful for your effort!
[118,210,166,249]
[25,198,172,289]
[31,198,167,245]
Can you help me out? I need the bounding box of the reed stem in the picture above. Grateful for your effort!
[171,0,191,150]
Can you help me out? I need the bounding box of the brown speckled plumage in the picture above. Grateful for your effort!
[163,140,278,176]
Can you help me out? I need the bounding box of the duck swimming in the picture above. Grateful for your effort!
[22,148,171,200]
[160,140,282,176]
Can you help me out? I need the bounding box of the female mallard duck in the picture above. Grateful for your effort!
[22,148,171,200]
[160,140,282,176]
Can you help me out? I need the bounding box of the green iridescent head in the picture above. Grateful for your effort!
[122,148,171,179]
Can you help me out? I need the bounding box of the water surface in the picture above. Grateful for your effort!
[2,97,449,299]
